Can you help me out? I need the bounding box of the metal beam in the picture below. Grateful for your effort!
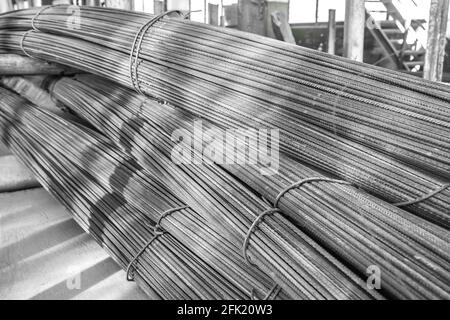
[0,0,13,13]
[343,0,365,62]
[327,9,336,54]
[29,0,43,7]
[154,0,164,14]
[15,0,26,9]
[315,0,319,23]
[423,0,450,82]
[271,10,295,44]
[237,0,266,36]
[208,3,219,26]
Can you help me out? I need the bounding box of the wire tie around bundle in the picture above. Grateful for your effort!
[394,183,450,207]
[126,232,166,282]
[31,4,63,31]
[153,205,190,235]
[242,208,281,266]
[274,177,353,208]
[136,98,146,116]
[243,178,352,266]
[20,30,36,59]
[251,284,282,300]
[129,10,185,95]
[127,204,190,281]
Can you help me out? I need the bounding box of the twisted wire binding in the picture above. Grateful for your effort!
[154,205,190,234]
[251,284,282,300]
[243,206,283,299]
[129,10,184,95]
[242,208,281,266]
[31,5,64,31]
[394,183,450,207]
[127,205,189,281]
[243,178,352,286]
[20,30,36,58]
[242,176,353,295]
[126,232,166,282]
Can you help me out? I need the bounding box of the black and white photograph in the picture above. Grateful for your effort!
[0,0,448,308]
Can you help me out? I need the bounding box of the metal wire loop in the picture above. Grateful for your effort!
[129,10,185,95]
[31,4,64,31]
[153,205,190,234]
[251,284,282,300]
[20,30,36,58]
[394,183,450,207]
[126,232,166,282]
[274,177,353,208]
[242,208,281,266]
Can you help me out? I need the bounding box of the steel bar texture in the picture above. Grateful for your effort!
[48,75,450,299]
[0,84,385,300]
[47,77,383,299]
[0,86,289,300]
[0,6,448,227]
[0,6,448,300]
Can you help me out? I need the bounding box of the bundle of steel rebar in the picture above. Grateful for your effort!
[1,6,449,300]
[1,85,386,300]
[0,6,448,227]
[46,75,450,300]
[0,86,290,300]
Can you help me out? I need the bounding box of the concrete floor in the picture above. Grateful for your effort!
[0,143,10,157]
[0,187,148,300]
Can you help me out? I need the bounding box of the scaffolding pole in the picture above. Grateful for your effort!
[343,0,365,62]
[328,9,336,55]
[423,0,450,82]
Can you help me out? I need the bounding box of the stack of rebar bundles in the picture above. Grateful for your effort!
[0,6,448,300]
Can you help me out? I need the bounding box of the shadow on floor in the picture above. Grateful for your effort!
[0,218,85,266]
[30,257,121,300]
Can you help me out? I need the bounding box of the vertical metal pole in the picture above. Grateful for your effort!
[423,0,450,82]
[29,0,43,6]
[237,0,266,36]
[220,0,224,26]
[315,0,319,23]
[16,0,26,9]
[0,0,13,12]
[204,0,207,23]
[328,9,336,55]
[343,0,366,62]
[154,0,163,14]
[208,3,218,25]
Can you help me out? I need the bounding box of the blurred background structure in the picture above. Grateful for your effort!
[1,0,447,81]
